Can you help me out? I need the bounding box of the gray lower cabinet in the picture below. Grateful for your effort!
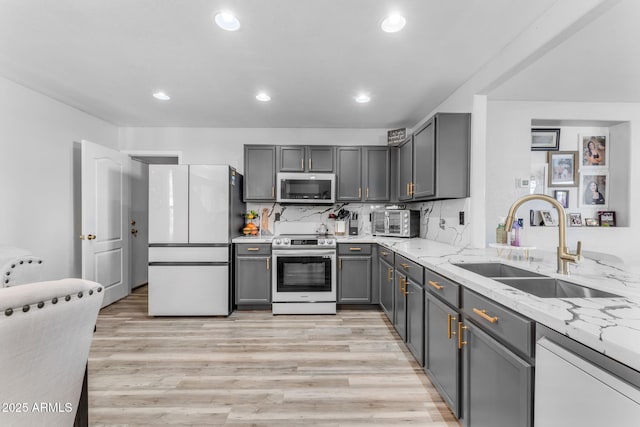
[234,244,271,306]
[463,321,533,427]
[424,292,461,417]
[338,256,371,303]
[405,278,424,365]
[393,270,407,340]
[378,257,394,321]
[244,145,276,201]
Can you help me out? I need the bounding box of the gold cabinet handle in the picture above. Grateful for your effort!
[366,188,369,198]
[358,187,361,198]
[406,183,410,196]
[301,158,304,170]
[400,263,409,269]
[457,322,468,349]
[399,277,408,296]
[387,267,393,282]
[447,314,457,339]
[87,234,97,240]
[349,247,361,251]
[247,247,261,251]
[381,251,389,256]
[309,158,312,170]
[410,182,415,195]
[473,308,499,324]
[428,280,444,290]
[271,186,275,198]
[266,258,270,270]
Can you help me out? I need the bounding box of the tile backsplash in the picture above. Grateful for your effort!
[247,198,471,247]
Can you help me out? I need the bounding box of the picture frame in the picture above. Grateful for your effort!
[567,212,583,227]
[547,151,578,187]
[553,190,569,208]
[585,218,599,227]
[580,172,608,208]
[598,211,616,227]
[531,128,560,151]
[580,134,607,168]
[540,210,556,226]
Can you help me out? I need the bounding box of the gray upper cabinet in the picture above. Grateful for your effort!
[363,147,390,201]
[397,113,470,201]
[398,136,413,201]
[278,146,334,172]
[413,118,436,199]
[336,146,390,202]
[336,147,362,201]
[244,145,276,201]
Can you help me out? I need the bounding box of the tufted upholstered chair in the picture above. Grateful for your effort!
[0,247,45,288]
[0,278,104,427]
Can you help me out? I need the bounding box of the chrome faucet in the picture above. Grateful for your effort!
[504,194,582,275]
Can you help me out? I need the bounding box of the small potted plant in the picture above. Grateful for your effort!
[245,210,259,220]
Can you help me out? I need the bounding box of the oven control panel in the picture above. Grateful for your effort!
[272,237,336,248]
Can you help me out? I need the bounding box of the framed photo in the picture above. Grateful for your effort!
[554,190,569,208]
[585,218,599,227]
[598,211,616,227]
[567,212,583,227]
[532,128,560,151]
[580,173,608,208]
[540,210,556,226]
[548,151,578,187]
[581,134,607,167]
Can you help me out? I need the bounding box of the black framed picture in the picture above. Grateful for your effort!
[531,128,560,151]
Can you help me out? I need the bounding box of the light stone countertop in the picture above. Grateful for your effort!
[234,234,640,371]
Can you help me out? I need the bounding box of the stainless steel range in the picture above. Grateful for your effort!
[271,234,337,314]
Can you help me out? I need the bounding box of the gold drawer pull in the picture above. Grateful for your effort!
[349,247,362,251]
[428,280,443,290]
[447,314,457,339]
[381,251,389,256]
[458,322,468,349]
[247,247,261,251]
[473,308,499,324]
[400,263,409,269]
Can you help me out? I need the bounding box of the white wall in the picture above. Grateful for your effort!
[0,76,119,279]
[486,100,640,266]
[118,128,389,173]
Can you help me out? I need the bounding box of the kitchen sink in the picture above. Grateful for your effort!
[454,263,546,278]
[496,278,622,299]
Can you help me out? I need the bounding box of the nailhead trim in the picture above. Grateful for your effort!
[5,308,13,316]
[2,286,102,316]
[78,292,83,298]
[22,305,30,313]
[65,295,71,302]
[37,302,44,309]
[52,297,58,304]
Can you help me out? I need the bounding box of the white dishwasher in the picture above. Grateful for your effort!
[535,337,640,426]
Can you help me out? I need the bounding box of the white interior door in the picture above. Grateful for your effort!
[81,140,131,307]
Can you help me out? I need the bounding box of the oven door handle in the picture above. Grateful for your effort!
[272,250,336,257]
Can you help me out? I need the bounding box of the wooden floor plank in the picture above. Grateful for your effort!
[88,286,461,426]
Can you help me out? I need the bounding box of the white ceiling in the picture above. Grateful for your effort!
[489,0,640,104]
[3,1,634,129]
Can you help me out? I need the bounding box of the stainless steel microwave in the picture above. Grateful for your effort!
[372,209,420,237]
[276,173,335,204]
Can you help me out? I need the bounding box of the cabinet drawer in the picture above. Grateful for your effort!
[425,270,460,308]
[378,245,394,264]
[235,243,272,256]
[462,288,534,358]
[395,254,424,284]
[338,243,372,255]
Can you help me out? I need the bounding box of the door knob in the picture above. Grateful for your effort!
[130,228,138,237]
[87,234,97,240]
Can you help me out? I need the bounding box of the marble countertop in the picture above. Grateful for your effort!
[233,234,640,370]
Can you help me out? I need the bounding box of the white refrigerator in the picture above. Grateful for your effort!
[147,165,244,316]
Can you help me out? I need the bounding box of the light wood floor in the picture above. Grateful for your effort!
[88,286,460,426]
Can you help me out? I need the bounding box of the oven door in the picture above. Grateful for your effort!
[272,249,336,302]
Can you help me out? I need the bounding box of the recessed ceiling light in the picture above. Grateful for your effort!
[354,94,371,103]
[381,14,406,33]
[256,92,271,102]
[153,91,171,101]
[214,11,240,31]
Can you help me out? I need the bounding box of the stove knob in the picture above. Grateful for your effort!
[318,239,325,245]
[283,238,290,244]
[274,239,281,245]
